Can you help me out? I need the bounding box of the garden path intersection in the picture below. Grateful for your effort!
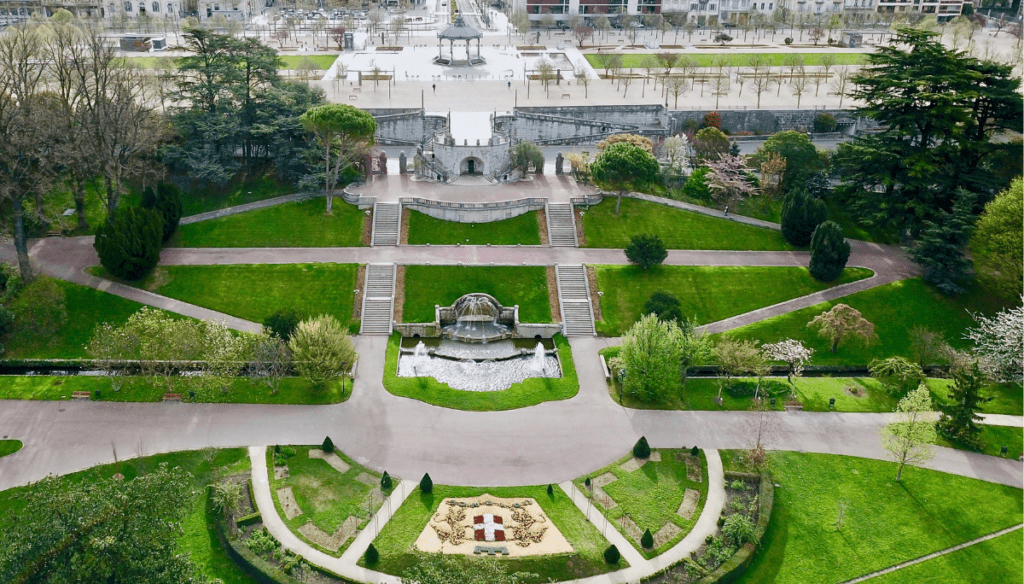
[0,181,1021,582]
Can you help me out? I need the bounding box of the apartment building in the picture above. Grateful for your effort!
[874,0,964,21]
[512,0,661,20]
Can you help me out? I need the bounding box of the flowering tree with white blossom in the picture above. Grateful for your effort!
[763,339,814,384]
[965,304,1023,385]
[705,154,757,206]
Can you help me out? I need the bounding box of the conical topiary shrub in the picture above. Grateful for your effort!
[322,436,334,453]
[381,471,392,491]
[633,436,651,459]
[420,473,433,494]
[364,543,379,565]
[604,544,620,564]
[641,528,654,549]
[691,445,699,457]
[547,484,554,495]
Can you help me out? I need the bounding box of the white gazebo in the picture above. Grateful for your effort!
[435,16,485,66]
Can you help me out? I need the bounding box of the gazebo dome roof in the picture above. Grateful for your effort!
[438,16,482,40]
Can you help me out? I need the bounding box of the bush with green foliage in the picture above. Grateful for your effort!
[364,543,379,565]
[322,436,335,453]
[644,290,684,326]
[758,130,823,191]
[263,308,306,341]
[381,471,393,490]
[722,513,756,545]
[701,111,722,129]
[641,528,654,548]
[246,528,279,555]
[94,206,164,280]
[808,221,850,281]
[691,445,699,457]
[142,182,183,242]
[289,315,357,390]
[420,473,433,493]
[547,484,554,495]
[813,112,837,133]
[693,127,730,161]
[6,276,67,339]
[682,166,713,200]
[633,436,651,458]
[937,362,985,449]
[780,189,827,246]
[512,140,545,174]
[620,314,684,401]
[970,177,1023,298]
[869,356,926,396]
[625,234,668,270]
[604,544,621,564]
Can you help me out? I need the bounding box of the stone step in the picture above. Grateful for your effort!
[371,203,401,246]
[359,263,397,335]
[555,264,595,336]
[546,203,578,247]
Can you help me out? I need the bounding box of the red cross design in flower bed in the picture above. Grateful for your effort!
[473,514,505,542]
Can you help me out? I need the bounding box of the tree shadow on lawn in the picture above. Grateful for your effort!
[416,491,437,512]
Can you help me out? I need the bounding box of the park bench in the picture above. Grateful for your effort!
[783,400,804,412]
[71,391,91,400]
[162,393,182,402]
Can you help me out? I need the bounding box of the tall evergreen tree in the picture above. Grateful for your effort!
[94,206,164,280]
[808,221,850,282]
[937,362,986,450]
[780,189,827,246]
[911,189,977,295]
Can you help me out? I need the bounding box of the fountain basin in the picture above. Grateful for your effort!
[398,338,561,392]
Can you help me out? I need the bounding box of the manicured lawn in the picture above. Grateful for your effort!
[402,265,551,323]
[868,528,1023,584]
[733,452,1023,584]
[135,263,359,328]
[267,446,387,557]
[382,333,578,411]
[406,210,541,245]
[0,375,351,405]
[365,484,621,583]
[179,174,297,217]
[277,55,339,69]
[937,425,1024,461]
[573,449,709,559]
[719,278,1019,365]
[173,198,365,247]
[594,265,872,336]
[0,448,257,584]
[585,52,867,69]
[0,440,22,458]
[582,198,792,250]
[2,277,157,359]
[734,197,899,245]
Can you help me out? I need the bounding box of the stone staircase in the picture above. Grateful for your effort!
[371,202,401,246]
[546,203,578,247]
[359,263,397,336]
[555,264,596,336]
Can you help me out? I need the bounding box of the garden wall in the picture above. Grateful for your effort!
[400,197,547,223]
[669,109,873,136]
[365,108,447,146]
[696,472,775,584]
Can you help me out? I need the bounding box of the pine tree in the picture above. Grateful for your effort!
[322,436,334,453]
[94,206,164,280]
[419,473,433,493]
[780,189,827,246]
[381,471,392,491]
[911,189,976,295]
[809,221,850,281]
[937,362,985,449]
[142,182,183,243]
[633,436,651,458]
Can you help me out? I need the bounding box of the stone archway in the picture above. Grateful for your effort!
[460,157,484,175]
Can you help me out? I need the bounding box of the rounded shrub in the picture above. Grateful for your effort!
[322,436,335,453]
[682,166,713,200]
[809,220,851,282]
[641,528,654,549]
[263,308,305,342]
[781,189,827,247]
[644,291,683,326]
[813,112,837,133]
[94,206,164,280]
[420,473,433,494]
[604,544,621,564]
[633,436,651,459]
[625,234,667,270]
[364,543,379,565]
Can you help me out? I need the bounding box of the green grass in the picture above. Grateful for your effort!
[267,446,386,557]
[179,174,297,217]
[276,55,339,69]
[173,198,365,247]
[573,449,708,559]
[584,52,867,69]
[868,528,1023,584]
[0,440,22,458]
[582,198,792,250]
[734,197,899,245]
[406,210,541,245]
[719,278,1019,366]
[735,452,1023,584]
[365,484,621,583]
[402,266,552,323]
[0,448,257,584]
[382,333,578,411]
[2,277,157,359]
[594,265,873,336]
[0,375,351,405]
[125,263,359,328]
[937,426,1024,461]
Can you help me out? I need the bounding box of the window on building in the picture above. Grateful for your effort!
[709,3,715,9]
[167,2,173,11]
[124,1,132,10]
[214,4,219,10]
[152,1,159,10]
[691,3,697,9]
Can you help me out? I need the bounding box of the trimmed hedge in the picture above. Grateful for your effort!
[236,511,263,527]
[696,473,775,584]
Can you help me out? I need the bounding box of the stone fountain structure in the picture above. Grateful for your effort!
[394,293,561,342]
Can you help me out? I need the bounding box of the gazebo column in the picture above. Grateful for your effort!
[466,40,471,63]
[477,38,481,59]
[449,39,454,63]
[438,39,442,60]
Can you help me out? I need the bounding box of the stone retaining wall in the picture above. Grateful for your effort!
[400,197,547,223]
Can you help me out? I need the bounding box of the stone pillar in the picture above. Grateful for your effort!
[555,152,564,175]
[399,150,407,174]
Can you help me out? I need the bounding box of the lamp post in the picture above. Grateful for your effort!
[619,368,626,404]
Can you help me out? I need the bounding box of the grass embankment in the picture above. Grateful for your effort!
[594,265,872,336]
[0,448,257,584]
[584,53,867,69]
[867,528,1023,584]
[0,375,350,405]
[401,265,552,323]
[366,484,621,583]
[102,263,360,329]
[180,174,297,217]
[728,451,1023,584]
[267,446,388,558]
[382,333,578,411]
[573,449,709,559]
[173,198,365,247]
[406,210,541,245]
[582,198,792,251]
[719,278,1019,365]
[0,440,23,458]
[735,197,898,244]
[126,54,338,70]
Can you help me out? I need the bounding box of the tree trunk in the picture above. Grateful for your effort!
[72,176,89,231]
[615,193,623,214]
[895,461,904,481]
[830,338,838,353]
[13,202,34,283]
